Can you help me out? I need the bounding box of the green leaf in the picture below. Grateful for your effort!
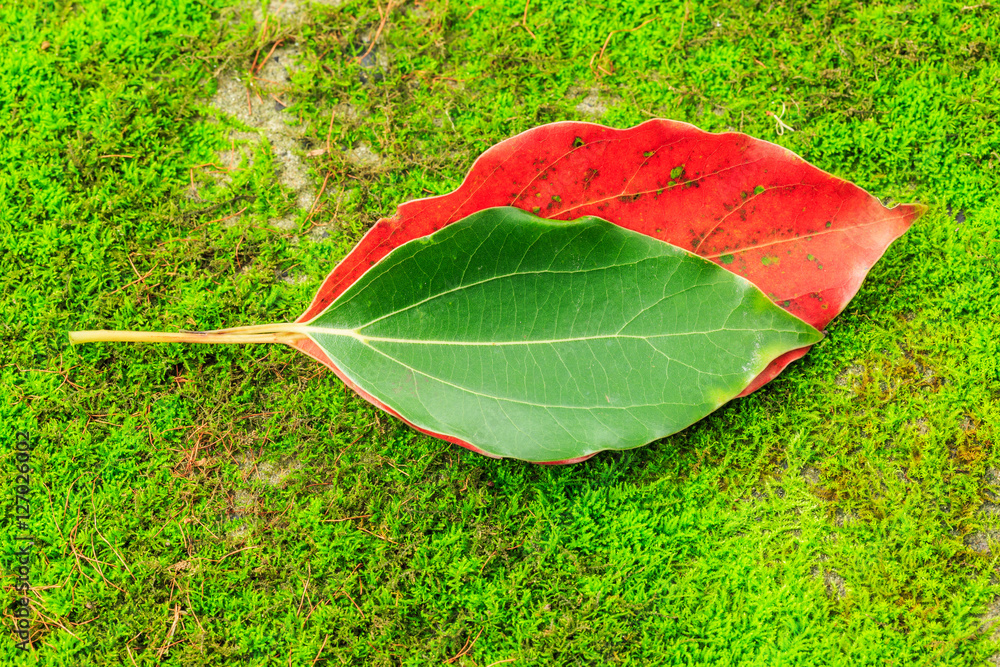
[304,207,822,462]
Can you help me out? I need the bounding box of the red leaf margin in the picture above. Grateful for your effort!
[289,119,924,464]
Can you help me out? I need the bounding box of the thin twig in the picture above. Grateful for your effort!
[296,563,312,617]
[203,205,249,228]
[446,627,484,664]
[590,17,659,76]
[27,599,80,639]
[184,591,207,636]
[356,525,398,544]
[156,605,182,659]
[15,364,82,390]
[254,38,285,74]
[357,1,393,63]
[311,635,330,666]
[321,514,372,523]
[674,2,690,51]
[105,261,160,298]
[90,487,135,580]
[303,171,332,228]
[209,544,262,563]
[520,0,536,39]
[326,108,336,154]
[250,15,271,74]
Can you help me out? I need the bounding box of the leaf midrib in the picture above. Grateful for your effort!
[300,326,808,347]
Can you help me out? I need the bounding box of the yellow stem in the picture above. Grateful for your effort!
[68,323,307,346]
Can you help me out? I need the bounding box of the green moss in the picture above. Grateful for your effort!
[2,0,1000,664]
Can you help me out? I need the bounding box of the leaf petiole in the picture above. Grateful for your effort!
[68,323,313,346]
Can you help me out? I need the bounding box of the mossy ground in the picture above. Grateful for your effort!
[2,0,999,664]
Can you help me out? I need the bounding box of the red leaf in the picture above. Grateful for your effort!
[291,119,923,462]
